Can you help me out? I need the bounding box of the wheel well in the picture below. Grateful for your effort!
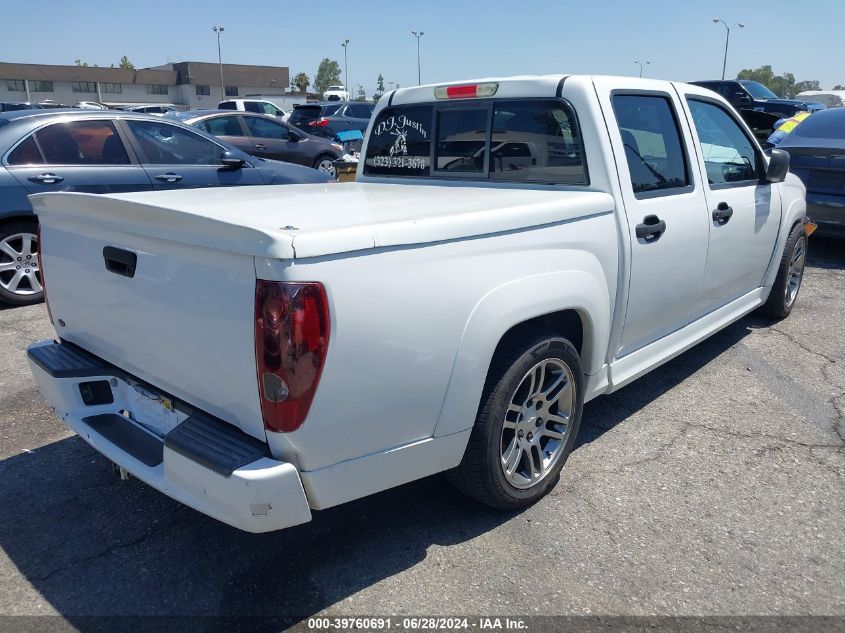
[1,214,38,229]
[492,309,584,363]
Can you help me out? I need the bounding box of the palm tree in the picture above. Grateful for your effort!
[293,72,310,95]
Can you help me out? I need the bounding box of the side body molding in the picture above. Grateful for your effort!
[433,268,611,438]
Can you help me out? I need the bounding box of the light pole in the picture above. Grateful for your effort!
[713,19,744,80]
[411,31,424,85]
[341,39,350,97]
[212,26,225,98]
[634,60,650,78]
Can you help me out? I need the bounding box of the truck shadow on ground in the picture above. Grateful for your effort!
[0,240,841,627]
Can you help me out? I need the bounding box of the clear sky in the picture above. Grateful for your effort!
[3,0,842,95]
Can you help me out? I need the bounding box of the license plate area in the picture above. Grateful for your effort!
[119,379,183,437]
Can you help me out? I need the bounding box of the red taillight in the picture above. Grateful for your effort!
[254,280,330,433]
[308,118,330,127]
[35,224,53,324]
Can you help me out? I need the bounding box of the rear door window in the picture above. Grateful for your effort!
[244,116,289,139]
[612,94,690,195]
[29,120,130,165]
[197,115,245,137]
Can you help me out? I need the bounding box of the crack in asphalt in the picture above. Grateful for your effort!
[768,327,839,365]
[27,514,201,583]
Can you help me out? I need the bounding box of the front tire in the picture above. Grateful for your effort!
[314,155,337,178]
[447,331,584,510]
[759,222,807,320]
[0,220,43,306]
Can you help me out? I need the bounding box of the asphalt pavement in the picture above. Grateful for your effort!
[0,237,842,629]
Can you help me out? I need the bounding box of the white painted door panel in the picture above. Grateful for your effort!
[593,78,711,357]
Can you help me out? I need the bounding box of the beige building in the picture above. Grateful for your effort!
[0,61,292,109]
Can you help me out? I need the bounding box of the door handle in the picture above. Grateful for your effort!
[29,173,64,184]
[635,214,667,242]
[155,173,183,183]
[713,202,734,225]
[255,144,267,151]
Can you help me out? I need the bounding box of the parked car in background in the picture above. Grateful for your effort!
[124,104,178,115]
[691,80,825,118]
[794,90,845,109]
[37,100,71,109]
[218,98,290,121]
[289,101,375,139]
[0,102,42,112]
[324,85,350,101]
[76,101,109,110]
[170,110,343,176]
[779,108,845,237]
[0,109,331,306]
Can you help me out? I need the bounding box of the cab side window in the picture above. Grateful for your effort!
[612,94,689,195]
[687,99,760,185]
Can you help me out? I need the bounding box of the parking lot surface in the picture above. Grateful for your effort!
[0,238,843,625]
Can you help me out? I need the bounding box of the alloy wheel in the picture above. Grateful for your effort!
[0,232,41,296]
[500,358,574,489]
[785,235,806,308]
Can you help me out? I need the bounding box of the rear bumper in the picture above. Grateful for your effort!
[807,194,845,237]
[27,340,312,533]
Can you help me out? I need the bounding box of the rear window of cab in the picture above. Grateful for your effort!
[363,99,587,185]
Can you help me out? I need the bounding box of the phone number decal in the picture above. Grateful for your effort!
[370,156,428,169]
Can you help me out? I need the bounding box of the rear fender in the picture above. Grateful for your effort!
[433,269,610,438]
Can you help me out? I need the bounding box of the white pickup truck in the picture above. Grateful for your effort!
[27,75,814,533]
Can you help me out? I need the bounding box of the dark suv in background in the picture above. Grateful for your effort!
[289,101,374,139]
[691,80,825,118]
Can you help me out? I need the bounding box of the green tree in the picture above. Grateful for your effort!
[293,72,310,94]
[75,59,89,66]
[833,84,845,91]
[356,85,366,101]
[118,56,135,70]
[736,65,821,99]
[314,58,342,96]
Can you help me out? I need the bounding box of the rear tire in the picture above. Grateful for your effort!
[0,220,43,307]
[447,330,583,510]
[758,222,807,320]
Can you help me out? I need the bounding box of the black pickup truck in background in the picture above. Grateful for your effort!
[691,79,826,145]
[691,80,826,117]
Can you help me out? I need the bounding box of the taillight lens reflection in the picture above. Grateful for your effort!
[254,280,330,433]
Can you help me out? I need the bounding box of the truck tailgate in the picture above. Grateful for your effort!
[35,211,265,441]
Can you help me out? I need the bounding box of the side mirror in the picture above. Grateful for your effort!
[287,131,300,142]
[766,148,790,183]
[735,92,751,104]
[220,150,245,168]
